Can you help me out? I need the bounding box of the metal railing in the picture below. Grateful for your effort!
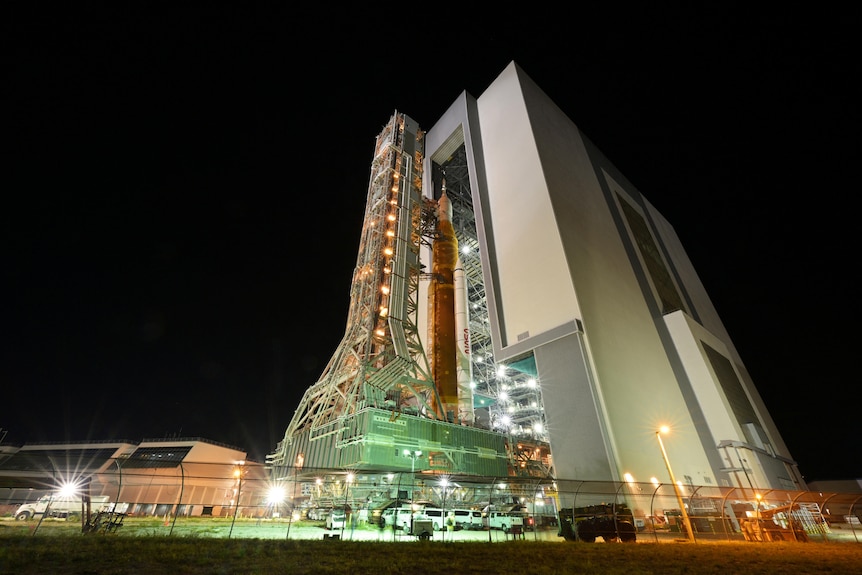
[2,461,859,542]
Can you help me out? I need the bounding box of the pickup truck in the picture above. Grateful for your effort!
[15,494,111,521]
[485,510,524,533]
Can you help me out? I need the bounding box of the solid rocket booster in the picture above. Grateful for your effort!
[454,258,475,425]
[431,190,459,422]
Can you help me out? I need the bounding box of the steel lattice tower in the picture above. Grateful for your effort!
[268,113,515,477]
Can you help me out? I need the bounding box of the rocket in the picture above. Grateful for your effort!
[430,187,459,423]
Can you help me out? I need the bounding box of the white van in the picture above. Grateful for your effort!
[422,508,445,530]
[381,507,413,530]
[324,507,347,530]
[419,508,482,531]
[452,508,484,530]
[15,494,111,521]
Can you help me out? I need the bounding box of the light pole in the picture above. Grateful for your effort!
[754,493,763,542]
[170,462,185,536]
[439,477,449,541]
[229,461,245,539]
[403,449,422,534]
[341,472,354,540]
[655,426,695,542]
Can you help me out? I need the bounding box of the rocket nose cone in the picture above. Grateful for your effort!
[438,192,453,222]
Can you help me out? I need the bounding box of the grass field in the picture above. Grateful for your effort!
[2,516,860,574]
[1,534,861,575]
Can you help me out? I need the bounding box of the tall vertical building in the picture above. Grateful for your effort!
[270,61,804,493]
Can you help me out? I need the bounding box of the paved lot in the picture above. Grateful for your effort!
[266,520,563,543]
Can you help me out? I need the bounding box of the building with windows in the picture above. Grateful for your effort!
[0,438,267,518]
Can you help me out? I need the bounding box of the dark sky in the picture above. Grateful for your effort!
[3,7,858,482]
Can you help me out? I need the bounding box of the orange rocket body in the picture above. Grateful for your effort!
[430,191,459,422]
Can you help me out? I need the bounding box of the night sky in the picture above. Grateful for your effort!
[4,7,859,482]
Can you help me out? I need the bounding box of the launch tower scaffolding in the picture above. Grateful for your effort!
[269,113,512,478]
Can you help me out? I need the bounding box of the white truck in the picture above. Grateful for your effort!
[15,494,111,521]
[485,510,524,533]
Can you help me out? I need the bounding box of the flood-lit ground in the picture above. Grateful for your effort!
[2,516,860,544]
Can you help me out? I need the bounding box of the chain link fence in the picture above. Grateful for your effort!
[2,459,859,542]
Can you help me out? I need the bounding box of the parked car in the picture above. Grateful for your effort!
[306,507,328,521]
[15,494,112,521]
[381,507,427,532]
[485,510,523,533]
[422,508,446,530]
[381,507,410,530]
[419,508,477,531]
[508,508,536,531]
[452,509,484,530]
[325,508,346,530]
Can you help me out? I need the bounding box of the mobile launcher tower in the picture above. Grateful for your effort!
[268,111,535,478]
[269,62,805,493]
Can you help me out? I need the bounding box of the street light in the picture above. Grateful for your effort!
[439,477,450,541]
[754,493,763,542]
[655,426,695,543]
[229,461,245,539]
[341,472,354,540]
[403,449,422,534]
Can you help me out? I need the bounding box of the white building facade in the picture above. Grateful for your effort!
[419,61,803,492]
